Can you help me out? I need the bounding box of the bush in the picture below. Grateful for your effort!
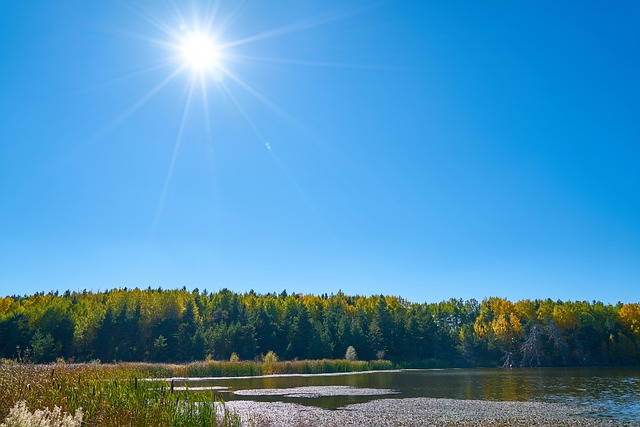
[262,351,278,364]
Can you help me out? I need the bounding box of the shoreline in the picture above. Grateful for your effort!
[143,368,404,382]
[225,397,638,427]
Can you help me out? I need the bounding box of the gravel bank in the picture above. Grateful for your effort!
[226,397,639,426]
[234,385,398,398]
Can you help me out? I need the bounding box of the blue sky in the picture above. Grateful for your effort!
[1,1,638,303]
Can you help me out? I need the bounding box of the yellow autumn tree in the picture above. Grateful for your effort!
[619,303,640,336]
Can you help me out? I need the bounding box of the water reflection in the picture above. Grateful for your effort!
[178,367,640,421]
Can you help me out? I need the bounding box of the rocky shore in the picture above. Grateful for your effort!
[226,397,639,427]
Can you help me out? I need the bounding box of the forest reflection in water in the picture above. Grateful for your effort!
[174,367,640,421]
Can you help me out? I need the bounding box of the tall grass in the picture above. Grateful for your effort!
[0,362,242,426]
[128,359,394,378]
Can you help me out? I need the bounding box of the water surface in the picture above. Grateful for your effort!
[175,367,640,422]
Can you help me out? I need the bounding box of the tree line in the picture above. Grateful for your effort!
[0,288,638,366]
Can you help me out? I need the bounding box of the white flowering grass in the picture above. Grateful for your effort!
[1,401,83,427]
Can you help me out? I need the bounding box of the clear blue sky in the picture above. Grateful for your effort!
[1,1,638,303]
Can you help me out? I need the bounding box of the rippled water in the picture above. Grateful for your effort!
[176,367,640,422]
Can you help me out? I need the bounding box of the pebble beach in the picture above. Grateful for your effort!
[226,397,639,427]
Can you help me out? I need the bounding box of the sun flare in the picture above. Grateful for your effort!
[179,32,221,73]
[111,3,360,238]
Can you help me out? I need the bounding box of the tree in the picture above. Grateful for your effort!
[39,304,75,358]
[619,304,640,336]
[0,313,30,359]
[345,346,357,361]
[152,335,169,362]
[175,300,199,361]
[30,331,56,363]
[520,324,544,367]
[94,307,116,361]
[368,319,384,358]
[286,304,313,359]
[2,288,639,367]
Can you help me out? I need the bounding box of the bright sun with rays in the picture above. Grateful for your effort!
[179,32,221,73]
[112,3,358,236]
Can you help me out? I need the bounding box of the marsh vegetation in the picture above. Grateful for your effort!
[0,362,243,426]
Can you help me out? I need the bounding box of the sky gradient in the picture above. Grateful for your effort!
[1,1,639,303]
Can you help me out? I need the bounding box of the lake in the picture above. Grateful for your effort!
[173,367,640,422]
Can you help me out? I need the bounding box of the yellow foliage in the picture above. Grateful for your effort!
[509,314,524,335]
[619,303,640,335]
[488,297,513,316]
[0,297,14,315]
[552,305,577,332]
[492,314,510,337]
[473,318,488,338]
[513,299,537,321]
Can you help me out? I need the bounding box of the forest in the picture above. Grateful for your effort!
[0,288,638,367]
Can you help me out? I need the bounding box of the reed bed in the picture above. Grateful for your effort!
[74,359,394,378]
[182,359,394,377]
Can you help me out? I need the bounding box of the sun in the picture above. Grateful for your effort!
[179,31,222,74]
[111,3,361,238]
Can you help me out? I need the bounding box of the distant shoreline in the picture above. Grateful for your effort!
[144,368,404,382]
